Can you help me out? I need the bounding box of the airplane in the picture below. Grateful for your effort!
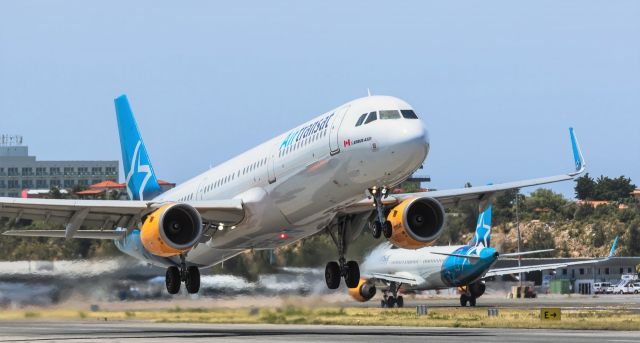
[350,205,619,307]
[1,94,586,295]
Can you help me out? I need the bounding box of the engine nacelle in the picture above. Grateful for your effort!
[140,203,203,257]
[348,278,377,302]
[386,196,445,249]
[469,281,486,298]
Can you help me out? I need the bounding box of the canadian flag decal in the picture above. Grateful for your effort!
[343,139,351,147]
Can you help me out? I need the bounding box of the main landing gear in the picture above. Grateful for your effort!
[165,254,201,295]
[381,282,404,308]
[459,287,477,307]
[369,187,392,239]
[325,217,360,289]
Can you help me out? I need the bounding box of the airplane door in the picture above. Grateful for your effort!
[268,144,277,184]
[328,105,350,155]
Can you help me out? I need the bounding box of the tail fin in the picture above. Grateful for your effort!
[114,95,162,201]
[471,205,492,248]
[608,236,618,258]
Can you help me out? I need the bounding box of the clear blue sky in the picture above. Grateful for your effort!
[1,1,638,198]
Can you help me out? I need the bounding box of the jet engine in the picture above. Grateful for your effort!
[386,197,445,249]
[469,281,486,298]
[348,278,377,302]
[140,203,203,257]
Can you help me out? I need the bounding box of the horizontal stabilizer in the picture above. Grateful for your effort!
[499,249,554,258]
[431,252,482,260]
[2,230,126,240]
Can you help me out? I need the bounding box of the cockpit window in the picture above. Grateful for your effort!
[355,113,367,127]
[364,111,377,124]
[401,110,419,119]
[379,110,401,120]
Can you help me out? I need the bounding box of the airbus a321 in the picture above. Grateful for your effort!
[350,205,617,307]
[2,95,585,295]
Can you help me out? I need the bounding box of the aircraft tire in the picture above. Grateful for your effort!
[325,261,341,289]
[396,296,404,308]
[386,296,396,308]
[382,221,392,239]
[372,221,382,239]
[469,296,476,307]
[460,294,468,307]
[165,266,181,295]
[344,261,360,288]
[185,266,200,294]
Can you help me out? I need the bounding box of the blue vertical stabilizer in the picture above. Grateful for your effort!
[114,95,162,201]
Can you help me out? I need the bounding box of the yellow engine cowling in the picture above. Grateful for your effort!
[140,203,203,257]
[348,278,377,302]
[386,196,446,249]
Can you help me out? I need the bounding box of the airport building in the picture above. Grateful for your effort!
[494,257,640,294]
[0,135,118,197]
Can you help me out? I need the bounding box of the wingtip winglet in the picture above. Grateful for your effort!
[569,127,586,176]
[608,236,618,258]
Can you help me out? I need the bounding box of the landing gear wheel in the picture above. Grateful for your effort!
[386,296,396,308]
[380,299,386,308]
[185,266,201,294]
[382,221,392,239]
[396,296,404,308]
[165,266,181,295]
[371,221,382,239]
[460,294,468,307]
[469,296,476,307]
[325,261,341,289]
[344,260,360,288]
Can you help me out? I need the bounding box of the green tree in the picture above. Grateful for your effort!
[575,173,596,200]
[594,175,636,201]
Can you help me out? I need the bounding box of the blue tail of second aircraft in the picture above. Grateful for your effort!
[471,206,492,248]
[114,95,162,201]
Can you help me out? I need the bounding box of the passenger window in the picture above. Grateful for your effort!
[355,113,367,126]
[401,109,419,119]
[364,111,377,124]
[379,110,401,120]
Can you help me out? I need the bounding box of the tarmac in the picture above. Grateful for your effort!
[0,321,639,343]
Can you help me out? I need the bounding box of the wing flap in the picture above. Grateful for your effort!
[3,230,126,239]
[371,272,420,285]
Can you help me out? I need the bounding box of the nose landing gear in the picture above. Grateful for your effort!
[165,254,201,295]
[325,217,360,289]
[369,187,392,239]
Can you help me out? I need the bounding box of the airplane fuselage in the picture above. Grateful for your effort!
[138,96,429,267]
[362,244,499,290]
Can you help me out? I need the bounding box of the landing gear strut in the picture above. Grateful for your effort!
[369,187,392,239]
[325,217,360,289]
[381,282,404,308]
[165,254,201,295]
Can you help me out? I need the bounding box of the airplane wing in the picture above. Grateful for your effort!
[0,197,244,239]
[484,259,604,278]
[343,127,585,213]
[370,272,421,286]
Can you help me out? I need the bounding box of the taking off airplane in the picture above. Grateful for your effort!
[2,95,585,295]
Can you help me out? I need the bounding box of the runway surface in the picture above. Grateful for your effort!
[1,321,639,343]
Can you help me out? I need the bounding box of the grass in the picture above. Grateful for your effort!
[0,306,638,330]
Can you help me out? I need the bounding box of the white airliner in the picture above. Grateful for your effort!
[350,206,618,308]
[1,95,585,295]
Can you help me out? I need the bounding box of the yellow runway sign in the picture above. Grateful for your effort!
[540,308,561,320]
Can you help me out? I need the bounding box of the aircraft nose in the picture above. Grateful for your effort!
[399,120,429,155]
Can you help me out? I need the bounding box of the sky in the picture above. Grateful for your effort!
[1,1,638,199]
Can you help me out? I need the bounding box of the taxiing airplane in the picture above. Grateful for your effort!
[351,206,618,307]
[2,95,585,295]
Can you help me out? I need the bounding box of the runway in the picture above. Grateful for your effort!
[0,321,638,343]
